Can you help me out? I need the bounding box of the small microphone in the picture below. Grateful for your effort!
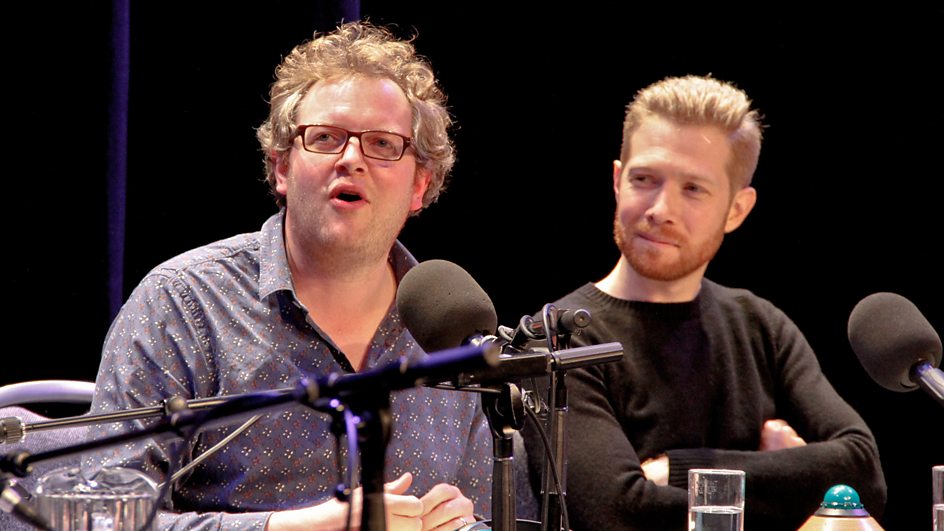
[848,292,944,407]
[509,307,591,348]
[556,308,591,334]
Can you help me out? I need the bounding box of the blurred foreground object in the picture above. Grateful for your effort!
[797,484,883,531]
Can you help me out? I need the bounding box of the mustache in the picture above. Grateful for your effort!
[633,222,685,245]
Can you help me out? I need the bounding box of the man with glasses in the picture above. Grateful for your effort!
[522,75,886,530]
[88,22,490,530]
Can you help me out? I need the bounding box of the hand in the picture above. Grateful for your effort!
[419,483,475,531]
[266,472,424,531]
[759,419,807,451]
[640,454,669,486]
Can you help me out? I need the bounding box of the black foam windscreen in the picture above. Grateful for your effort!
[848,292,943,391]
[396,259,498,353]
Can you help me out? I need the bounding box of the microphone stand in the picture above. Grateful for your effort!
[341,389,393,531]
[2,343,494,531]
[531,308,624,531]
[431,340,623,531]
[481,382,526,531]
[0,383,311,531]
[1,391,388,531]
[1,392,295,446]
[539,365,566,531]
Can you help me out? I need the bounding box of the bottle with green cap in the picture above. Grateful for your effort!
[797,484,883,530]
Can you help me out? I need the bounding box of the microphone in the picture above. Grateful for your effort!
[396,259,623,386]
[397,259,500,353]
[509,307,591,349]
[551,308,591,334]
[848,292,944,407]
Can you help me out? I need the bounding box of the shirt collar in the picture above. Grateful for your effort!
[258,210,292,299]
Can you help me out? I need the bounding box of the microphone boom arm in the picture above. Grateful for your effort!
[2,343,495,531]
[913,361,944,407]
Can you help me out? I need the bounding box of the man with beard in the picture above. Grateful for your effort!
[87,22,490,531]
[522,75,886,530]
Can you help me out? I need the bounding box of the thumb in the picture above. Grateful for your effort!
[384,472,413,495]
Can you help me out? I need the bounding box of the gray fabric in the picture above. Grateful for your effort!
[514,430,540,522]
[88,212,494,530]
[0,407,89,531]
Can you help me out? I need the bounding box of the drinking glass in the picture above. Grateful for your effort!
[688,468,745,531]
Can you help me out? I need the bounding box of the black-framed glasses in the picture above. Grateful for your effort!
[295,124,413,161]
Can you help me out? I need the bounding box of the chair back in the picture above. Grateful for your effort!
[0,380,94,530]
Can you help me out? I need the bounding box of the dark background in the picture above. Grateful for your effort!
[6,3,941,529]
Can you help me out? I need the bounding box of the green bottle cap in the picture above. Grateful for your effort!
[814,484,870,517]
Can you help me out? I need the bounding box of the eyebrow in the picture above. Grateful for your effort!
[628,166,716,185]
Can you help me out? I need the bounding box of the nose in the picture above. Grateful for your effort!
[336,136,367,171]
[646,186,679,225]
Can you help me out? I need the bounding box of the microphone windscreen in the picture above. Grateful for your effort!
[848,292,942,391]
[396,259,498,353]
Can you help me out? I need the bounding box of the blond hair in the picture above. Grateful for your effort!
[620,75,762,189]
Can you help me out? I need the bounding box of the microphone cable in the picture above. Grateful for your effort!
[162,415,263,487]
[138,419,198,531]
[540,304,559,353]
[523,404,570,531]
[334,402,359,531]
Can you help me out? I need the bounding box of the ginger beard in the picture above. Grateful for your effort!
[612,212,726,282]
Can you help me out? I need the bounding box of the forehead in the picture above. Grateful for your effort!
[295,76,413,133]
[627,116,732,186]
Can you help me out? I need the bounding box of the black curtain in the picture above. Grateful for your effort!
[6,4,941,530]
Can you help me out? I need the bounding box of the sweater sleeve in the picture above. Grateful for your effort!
[664,303,887,530]
[536,364,689,531]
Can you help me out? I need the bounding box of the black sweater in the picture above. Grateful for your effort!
[522,280,886,531]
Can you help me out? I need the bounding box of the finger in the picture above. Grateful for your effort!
[774,421,807,446]
[427,515,474,531]
[419,483,461,515]
[386,513,424,531]
[386,472,414,495]
[385,492,425,519]
[760,420,786,450]
[420,485,473,530]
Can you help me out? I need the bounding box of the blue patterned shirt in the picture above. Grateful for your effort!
[87,211,493,530]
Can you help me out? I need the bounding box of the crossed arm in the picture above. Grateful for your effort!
[640,419,808,485]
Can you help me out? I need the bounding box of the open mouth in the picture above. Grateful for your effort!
[336,191,363,202]
[330,183,366,204]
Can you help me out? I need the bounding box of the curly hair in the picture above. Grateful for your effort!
[620,75,763,189]
[256,21,454,211]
